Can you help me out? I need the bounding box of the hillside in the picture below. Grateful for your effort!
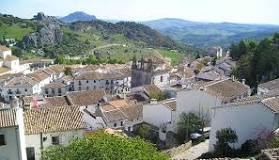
[0,13,197,65]
[60,11,97,23]
[144,18,279,48]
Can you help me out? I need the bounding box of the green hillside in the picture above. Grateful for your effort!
[0,14,36,40]
[0,14,198,65]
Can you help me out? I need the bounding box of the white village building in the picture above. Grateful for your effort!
[81,99,143,132]
[24,106,85,160]
[209,95,279,151]
[73,65,131,95]
[0,75,41,102]
[0,45,30,75]
[143,99,176,140]
[174,78,251,129]
[0,107,27,160]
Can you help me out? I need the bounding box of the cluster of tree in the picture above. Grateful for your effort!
[176,112,207,143]
[55,54,125,65]
[231,33,279,89]
[42,130,168,160]
[136,123,159,144]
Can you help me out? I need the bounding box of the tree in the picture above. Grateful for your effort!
[42,130,168,160]
[55,55,66,64]
[149,92,167,101]
[240,139,260,156]
[11,47,23,58]
[215,128,238,156]
[176,112,202,143]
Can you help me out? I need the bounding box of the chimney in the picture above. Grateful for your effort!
[150,99,157,104]
[10,96,19,109]
[242,79,246,85]
[231,75,235,82]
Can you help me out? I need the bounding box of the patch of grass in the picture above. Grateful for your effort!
[0,23,34,40]
[157,49,184,65]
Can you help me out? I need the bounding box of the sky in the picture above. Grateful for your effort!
[0,0,279,25]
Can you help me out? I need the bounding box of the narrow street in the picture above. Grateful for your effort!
[172,140,209,160]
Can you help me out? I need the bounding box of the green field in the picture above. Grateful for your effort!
[0,23,34,40]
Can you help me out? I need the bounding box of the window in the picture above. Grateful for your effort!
[79,81,81,85]
[114,123,117,127]
[51,136,60,145]
[51,88,55,94]
[86,80,89,83]
[94,80,96,83]
[160,76,163,82]
[58,88,62,93]
[25,88,28,92]
[26,147,35,160]
[120,121,123,126]
[0,135,6,146]
[45,89,48,95]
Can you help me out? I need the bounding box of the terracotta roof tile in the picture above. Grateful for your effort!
[44,82,66,89]
[0,108,17,128]
[24,106,85,135]
[0,45,10,52]
[66,89,106,106]
[258,78,279,91]
[205,79,250,101]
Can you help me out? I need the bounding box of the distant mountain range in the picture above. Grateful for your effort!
[60,11,96,23]
[59,12,279,48]
[143,18,279,48]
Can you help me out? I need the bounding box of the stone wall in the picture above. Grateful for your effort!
[164,140,192,157]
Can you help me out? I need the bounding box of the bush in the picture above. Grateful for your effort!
[240,139,260,156]
[42,130,168,160]
[215,128,238,156]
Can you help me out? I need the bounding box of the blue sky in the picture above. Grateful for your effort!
[0,0,279,24]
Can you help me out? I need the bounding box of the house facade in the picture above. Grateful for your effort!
[143,99,176,140]
[73,67,131,95]
[0,76,41,102]
[209,95,279,151]
[24,106,85,160]
[0,107,27,160]
[175,78,251,126]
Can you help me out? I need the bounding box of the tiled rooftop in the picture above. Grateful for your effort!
[24,106,84,135]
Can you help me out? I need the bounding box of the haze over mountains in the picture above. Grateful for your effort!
[59,12,279,48]
[144,18,279,47]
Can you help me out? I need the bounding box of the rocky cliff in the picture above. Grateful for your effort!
[23,12,63,48]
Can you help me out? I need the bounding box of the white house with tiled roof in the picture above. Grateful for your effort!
[209,95,279,151]
[24,106,85,160]
[73,66,131,95]
[0,106,26,160]
[175,78,251,124]
[0,45,29,75]
[0,75,41,102]
[81,99,143,132]
[143,99,176,140]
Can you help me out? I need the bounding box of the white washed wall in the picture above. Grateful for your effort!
[209,103,278,151]
[143,103,172,128]
[25,130,84,160]
[176,89,221,125]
